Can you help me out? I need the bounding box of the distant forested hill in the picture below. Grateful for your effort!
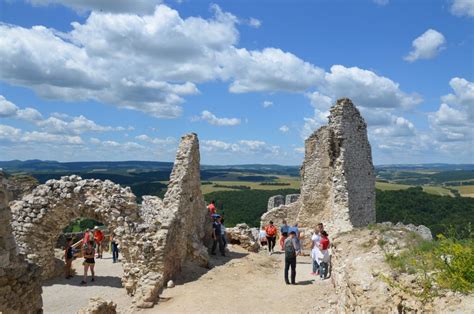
[376,187,474,238]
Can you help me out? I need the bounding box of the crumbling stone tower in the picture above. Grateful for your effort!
[262,98,376,234]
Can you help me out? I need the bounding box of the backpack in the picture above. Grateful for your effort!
[266,225,277,237]
[285,238,296,259]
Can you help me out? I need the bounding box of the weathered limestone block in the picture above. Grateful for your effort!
[330,224,472,312]
[267,195,285,211]
[261,202,300,227]
[261,98,375,234]
[226,223,259,252]
[0,172,42,314]
[285,194,300,205]
[77,297,117,314]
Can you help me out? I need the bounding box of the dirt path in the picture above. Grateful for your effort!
[42,252,132,313]
[154,246,336,313]
[42,247,336,313]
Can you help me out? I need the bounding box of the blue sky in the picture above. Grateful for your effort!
[0,0,473,165]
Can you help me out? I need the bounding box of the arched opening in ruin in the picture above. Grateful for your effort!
[2,133,229,311]
[10,176,142,291]
[41,217,128,312]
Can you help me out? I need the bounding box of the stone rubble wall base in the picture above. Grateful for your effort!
[225,223,259,252]
[0,172,42,314]
[77,297,117,314]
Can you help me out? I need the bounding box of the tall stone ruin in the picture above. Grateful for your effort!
[5,133,210,310]
[262,98,375,234]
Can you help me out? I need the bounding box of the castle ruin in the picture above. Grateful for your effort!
[261,98,376,234]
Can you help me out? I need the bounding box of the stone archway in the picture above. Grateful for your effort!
[10,176,140,280]
[6,133,212,309]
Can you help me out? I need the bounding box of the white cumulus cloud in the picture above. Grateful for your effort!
[263,101,273,108]
[320,65,422,110]
[279,125,290,133]
[199,110,241,126]
[450,0,474,17]
[404,29,446,62]
[26,0,162,14]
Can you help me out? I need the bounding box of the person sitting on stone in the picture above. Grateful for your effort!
[211,215,225,256]
[279,220,289,251]
[64,237,74,279]
[81,240,96,285]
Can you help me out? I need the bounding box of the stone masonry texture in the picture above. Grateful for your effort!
[262,98,376,234]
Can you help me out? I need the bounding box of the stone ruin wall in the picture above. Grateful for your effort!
[262,98,376,234]
[3,133,210,311]
[0,172,42,314]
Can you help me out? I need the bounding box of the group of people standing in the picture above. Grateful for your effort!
[260,220,331,284]
[63,226,120,285]
[207,200,330,285]
[208,200,227,257]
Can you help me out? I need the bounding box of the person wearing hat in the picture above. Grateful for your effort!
[93,226,104,258]
[211,215,225,256]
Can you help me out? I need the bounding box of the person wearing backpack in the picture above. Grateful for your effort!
[265,221,277,255]
[284,231,300,285]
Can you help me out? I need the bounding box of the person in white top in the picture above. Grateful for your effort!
[258,226,268,250]
[310,223,324,275]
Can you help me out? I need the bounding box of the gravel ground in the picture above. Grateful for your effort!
[43,247,336,313]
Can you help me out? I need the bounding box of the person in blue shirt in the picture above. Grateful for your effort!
[211,215,225,256]
[279,220,290,250]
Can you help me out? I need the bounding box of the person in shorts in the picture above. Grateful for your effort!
[81,240,95,285]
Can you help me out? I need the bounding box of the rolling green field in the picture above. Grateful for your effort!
[199,179,468,198]
[199,175,301,194]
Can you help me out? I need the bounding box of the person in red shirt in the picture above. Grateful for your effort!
[207,200,217,216]
[318,231,330,279]
[93,226,104,259]
[265,221,278,255]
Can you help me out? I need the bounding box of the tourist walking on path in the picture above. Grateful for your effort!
[64,238,74,279]
[310,223,324,275]
[207,200,217,216]
[284,231,300,285]
[318,231,331,279]
[110,233,119,263]
[211,215,225,256]
[265,221,278,255]
[93,226,104,258]
[279,220,289,250]
[81,240,96,285]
